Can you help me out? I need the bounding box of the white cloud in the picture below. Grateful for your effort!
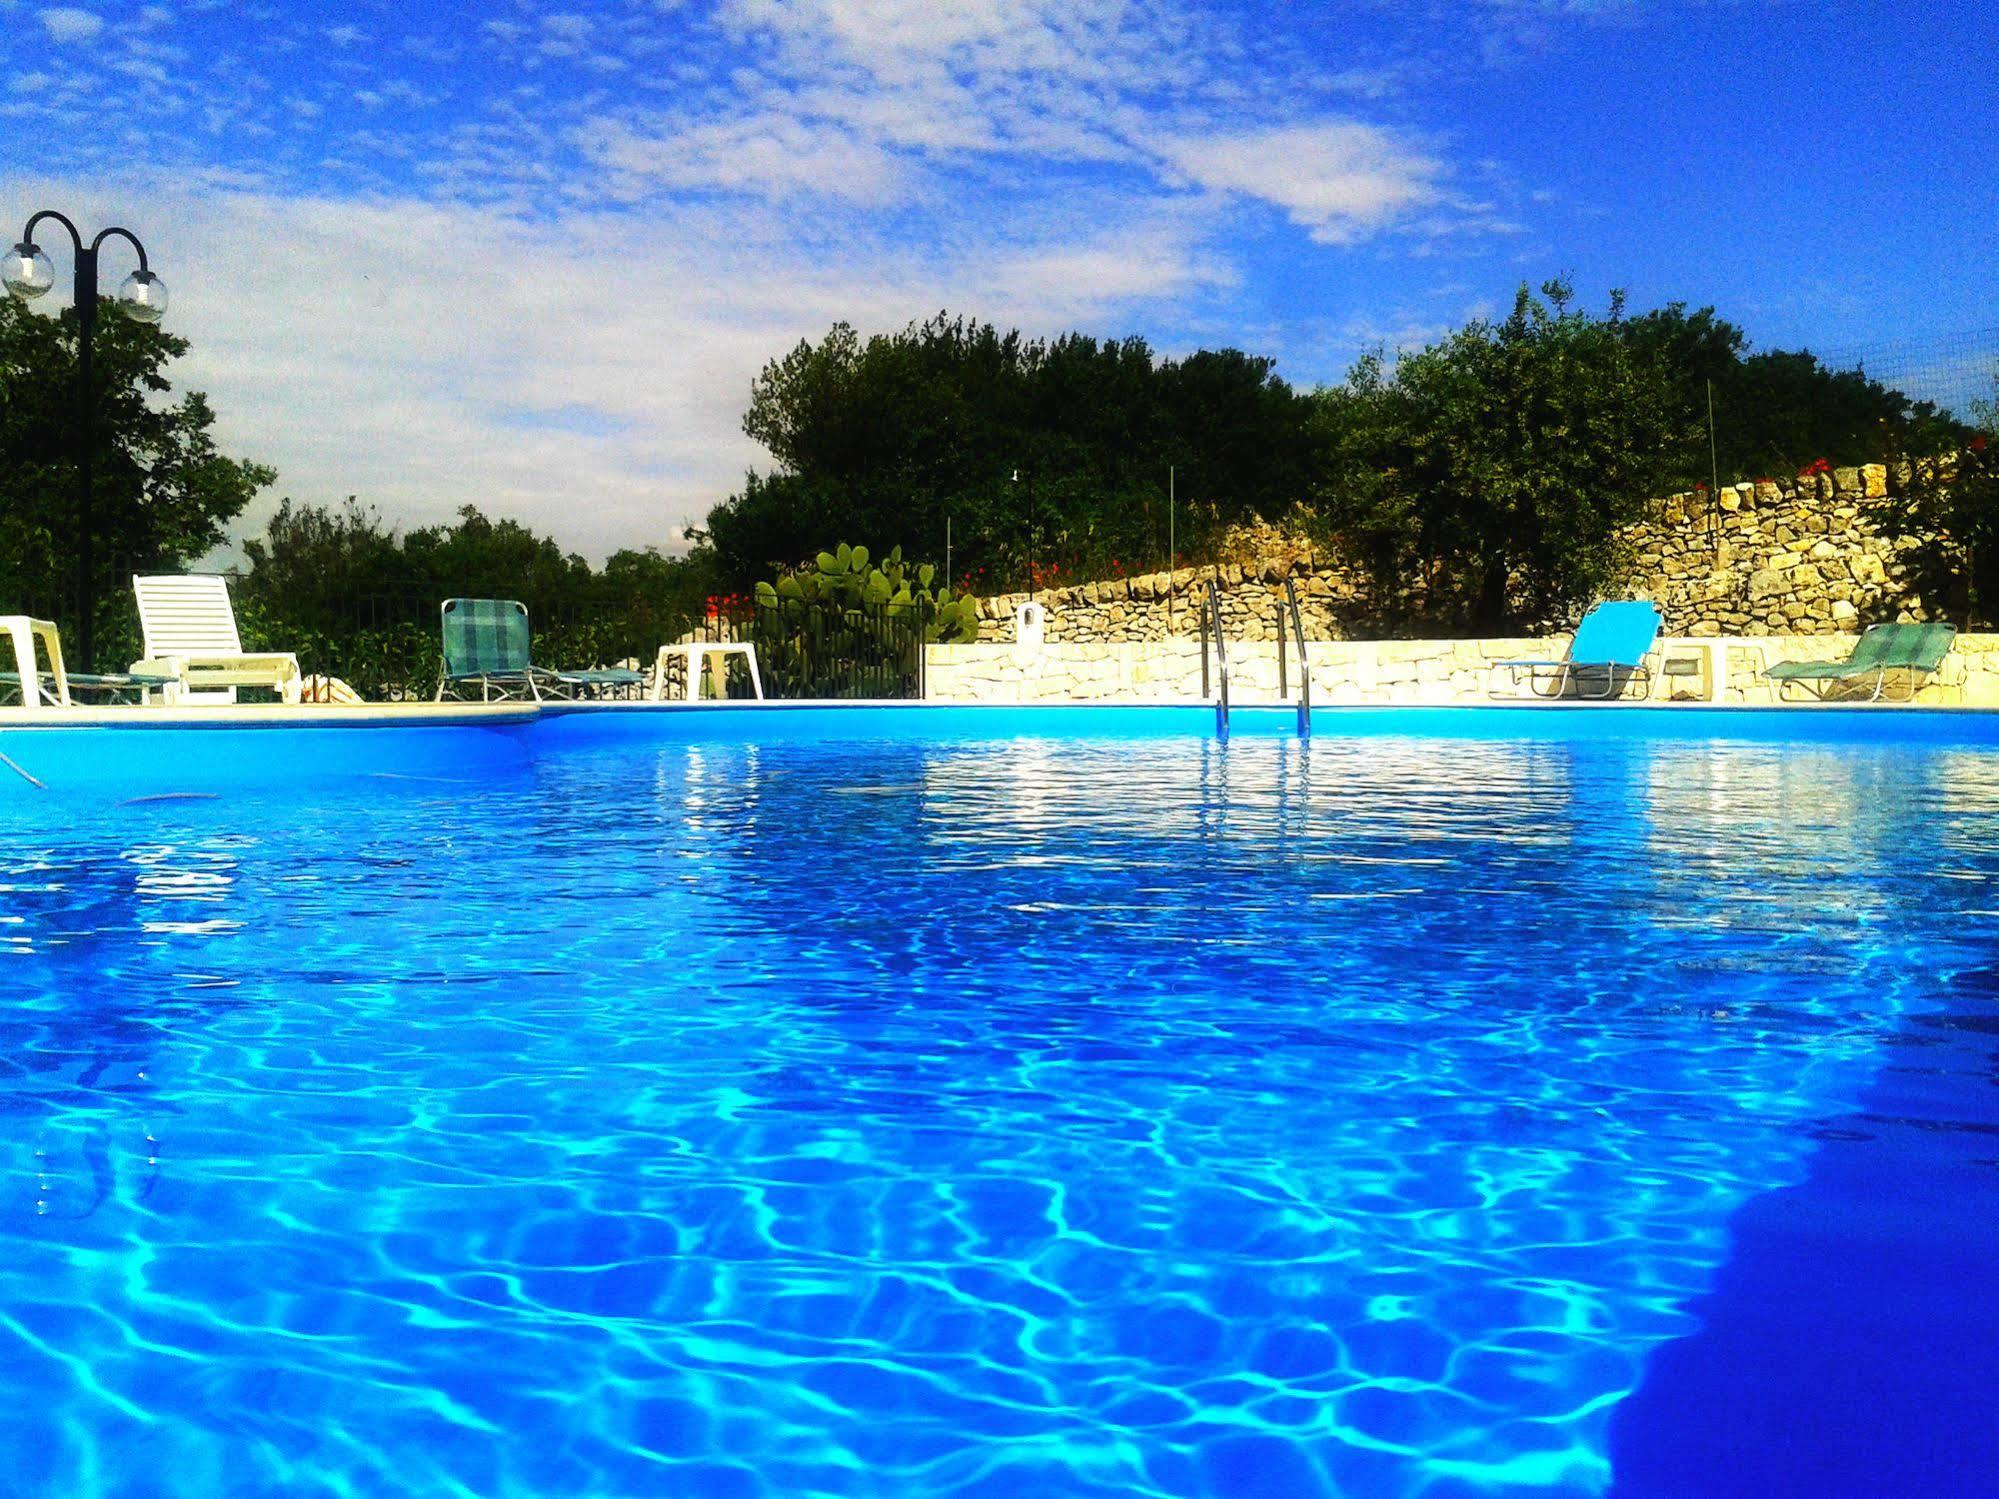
[988,228,1233,321]
[539,13,594,57]
[555,2,1440,249]
[38,7,105,43]
[579,112,903,202]
[1166,123,1442,243]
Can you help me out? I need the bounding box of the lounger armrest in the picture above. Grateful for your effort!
[153,651,301,672]
[143,652,304,705]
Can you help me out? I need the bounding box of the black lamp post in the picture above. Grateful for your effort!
[4,212,168,672]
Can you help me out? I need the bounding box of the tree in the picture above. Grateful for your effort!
[708,312,1316,589]
[1715,350,1965,479]
[1314,281,1698,631]
[240,496,403,608]
[1620,303,1970,484]
[1881,369,1999,627]
[0,294,273,648]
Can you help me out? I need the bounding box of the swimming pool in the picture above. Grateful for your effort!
[4,708,1996,1496]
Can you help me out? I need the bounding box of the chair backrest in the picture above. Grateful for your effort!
[1861,620,1958,673]
[1568,600,1662,668]
[440,598,533,677]
[1844,624,1901,670]
[133,574,244,657]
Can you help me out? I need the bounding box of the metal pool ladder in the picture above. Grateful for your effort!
[1199,575,1230,741]
[1278,576,1311,739]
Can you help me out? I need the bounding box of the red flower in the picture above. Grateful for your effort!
[1973,435,1990,452]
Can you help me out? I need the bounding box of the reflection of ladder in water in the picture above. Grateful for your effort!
[34,1118,159,1220]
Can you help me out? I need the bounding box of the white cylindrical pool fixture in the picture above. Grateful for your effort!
[1014,599,1046,650]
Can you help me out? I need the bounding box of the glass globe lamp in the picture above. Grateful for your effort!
[117,268,168,323]
[2,241,54,300]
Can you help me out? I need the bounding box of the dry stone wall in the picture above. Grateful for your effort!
[970,462,1940,646]
[1623,463,1932,636]
[972,559,1367,647]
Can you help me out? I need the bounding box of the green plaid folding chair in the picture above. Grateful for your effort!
[435,599,645,703]
[1766,622,1958,703]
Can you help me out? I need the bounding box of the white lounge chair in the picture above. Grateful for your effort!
[132,574,304,705]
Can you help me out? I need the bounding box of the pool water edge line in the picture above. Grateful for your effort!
[7,696,1999,735]
[0,702,541,731]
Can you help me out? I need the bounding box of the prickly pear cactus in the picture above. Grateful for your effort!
[750,543,980,696]
[753,543,978,644]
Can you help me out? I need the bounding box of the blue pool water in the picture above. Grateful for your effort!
[4,711,1997,1496]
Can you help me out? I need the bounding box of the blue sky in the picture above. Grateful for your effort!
[7,0,1996,558]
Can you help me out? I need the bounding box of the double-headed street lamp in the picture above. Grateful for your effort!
[3,211,169,671]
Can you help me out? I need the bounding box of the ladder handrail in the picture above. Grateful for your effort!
[1204,575,1230,741]
[1282,576,1311,739]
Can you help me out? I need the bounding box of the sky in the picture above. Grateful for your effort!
[5,0,1996,561]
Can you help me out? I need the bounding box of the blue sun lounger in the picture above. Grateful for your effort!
[1488,600,1663,701]
[435,598,645,703]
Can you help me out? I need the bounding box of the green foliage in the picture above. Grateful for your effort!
[236,500,715,699]
[1313,281,1699,630]
[1622,303,1972,484]
[1879,370,1999,626]
[0,294,274,647]
[706,313,1317,589]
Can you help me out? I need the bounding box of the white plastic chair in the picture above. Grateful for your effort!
[1,616,68,708]
[132,574,303,705]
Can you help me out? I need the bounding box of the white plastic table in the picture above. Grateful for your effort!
[1653,637,1719,702]
[652,643,765,702]
[1,616,69,708]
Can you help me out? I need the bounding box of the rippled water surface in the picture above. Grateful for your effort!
[5,728,1998,1496]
